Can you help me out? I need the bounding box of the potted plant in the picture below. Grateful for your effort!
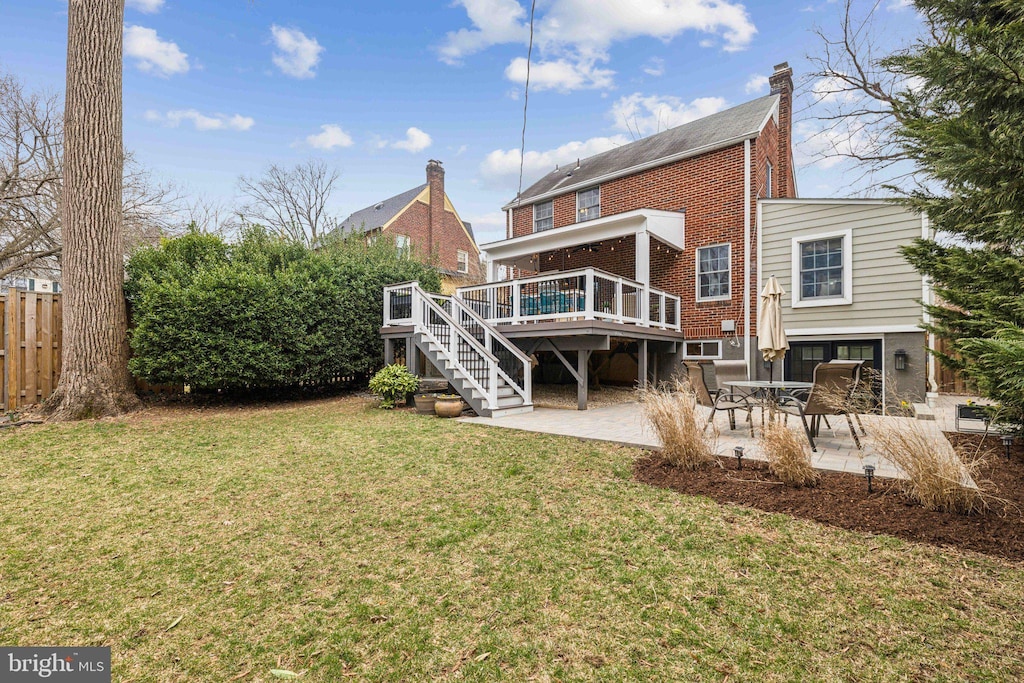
[368,364,419,409]
[434,394,465,418]
[413,393,439,415]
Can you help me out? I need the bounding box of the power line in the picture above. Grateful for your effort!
[516,0,538,205]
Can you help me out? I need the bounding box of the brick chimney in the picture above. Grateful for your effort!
[426,159,445,256]
[768,62,794,198]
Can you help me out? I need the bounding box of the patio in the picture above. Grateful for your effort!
[461,399,966,481]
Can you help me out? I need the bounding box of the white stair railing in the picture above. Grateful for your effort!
[383,282,531,410]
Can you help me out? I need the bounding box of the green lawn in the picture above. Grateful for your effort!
[2,397,1022,681]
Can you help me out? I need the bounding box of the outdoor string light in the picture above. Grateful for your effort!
[863,464,875,493]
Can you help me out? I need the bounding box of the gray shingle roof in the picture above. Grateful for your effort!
[505,94,780,208]
[339,183,427,235]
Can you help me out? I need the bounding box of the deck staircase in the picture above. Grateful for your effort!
[384,283,533,418]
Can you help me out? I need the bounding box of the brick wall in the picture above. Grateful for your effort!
[388,191,483,281]
[509,122,797,337]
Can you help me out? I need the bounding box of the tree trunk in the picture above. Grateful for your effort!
[45,0,140,420]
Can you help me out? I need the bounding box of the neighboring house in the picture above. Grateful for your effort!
[340,160,483,290]
[380,62,930,414]
[758,198,930,403]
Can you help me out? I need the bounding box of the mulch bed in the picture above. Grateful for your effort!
[635,432,1024,561]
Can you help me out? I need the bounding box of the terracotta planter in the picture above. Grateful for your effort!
[414,393,438,415]
[434,395,464,418]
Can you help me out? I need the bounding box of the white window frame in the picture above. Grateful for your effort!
[457,249,470,274]
[695,243,732,302]
[765,161,773,198]
[395,233,411,256]
[791,229,853,308]
[682,340,723,360]
[533,201,553,233]
[576,187,600,223]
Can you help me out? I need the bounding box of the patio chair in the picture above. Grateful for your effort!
[711,360,750,397]
[828,359,869,436]
[685,361,755,436]
[777,362,862,452]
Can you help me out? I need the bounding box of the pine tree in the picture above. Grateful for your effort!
[893,0,1024,427]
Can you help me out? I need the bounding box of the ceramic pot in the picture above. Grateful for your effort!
[434,395,464,418]
[414,393,438,415]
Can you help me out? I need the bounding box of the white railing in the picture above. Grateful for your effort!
[455,267,681,331]
[383,282,531,408]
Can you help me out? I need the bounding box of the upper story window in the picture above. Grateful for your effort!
[395,233,410,256]
[696,244,731,301]
[457,250,470,274]
[576,187,600,222]
[533,201,553,232]
[792,229,853,307]
[765,161,773,198]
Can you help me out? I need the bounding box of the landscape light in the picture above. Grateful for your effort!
[863,464,875,493]
[734,446,744,470]
[1001,434,1014,460]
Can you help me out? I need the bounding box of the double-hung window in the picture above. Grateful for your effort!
[792,229,853,307]
[533,201,553,232]
[395,234,411,256]
[457,250,470,274]
[576,187,600,222]
[696,244,731,301]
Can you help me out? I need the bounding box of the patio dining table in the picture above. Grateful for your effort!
[724,379,814,422]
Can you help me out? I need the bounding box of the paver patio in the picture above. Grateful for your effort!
[462,400,965,481]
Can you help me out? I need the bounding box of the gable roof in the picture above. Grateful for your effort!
[339,183,427,235]
[504,94,780,209]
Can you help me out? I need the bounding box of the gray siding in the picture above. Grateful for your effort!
[759,200,924,330]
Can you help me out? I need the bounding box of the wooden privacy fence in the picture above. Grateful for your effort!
[1,289,62,411]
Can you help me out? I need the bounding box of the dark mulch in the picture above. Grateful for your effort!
[635,432,1024,561]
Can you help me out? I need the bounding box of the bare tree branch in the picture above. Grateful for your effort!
[236,159,341,247]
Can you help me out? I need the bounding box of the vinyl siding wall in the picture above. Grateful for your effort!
[759,200,925,330]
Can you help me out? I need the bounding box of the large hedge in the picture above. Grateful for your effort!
[125,226,441,392]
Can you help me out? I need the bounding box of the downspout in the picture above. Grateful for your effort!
[743,139,752,379]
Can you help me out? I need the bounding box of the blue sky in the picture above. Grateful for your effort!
[0,0,923,245]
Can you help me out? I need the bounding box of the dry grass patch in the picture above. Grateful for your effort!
[874,419,987,514]
[638,381,716,470]
[760,421,820,488]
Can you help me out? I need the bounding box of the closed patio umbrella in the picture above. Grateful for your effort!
[757,275,789,383]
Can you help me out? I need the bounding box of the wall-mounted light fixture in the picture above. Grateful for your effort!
[894,349,908,372]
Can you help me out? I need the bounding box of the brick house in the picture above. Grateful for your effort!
[340,160,483,289]
[381,62,931,414]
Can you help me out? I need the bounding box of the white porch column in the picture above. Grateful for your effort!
[486,258,498,283]
[635,229,650,286]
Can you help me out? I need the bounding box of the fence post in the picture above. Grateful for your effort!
[6,288,19,411]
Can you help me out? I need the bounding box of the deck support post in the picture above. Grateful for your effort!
[577,350,591,411]
[639,339,649,388]
[406,337,420,374]
[384,338,395,365]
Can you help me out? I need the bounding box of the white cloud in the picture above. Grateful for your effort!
[270,25,324,79]
[643,57,665,77]
[745,74,769,95]
[504,57,614,92]
[145,109,254,132]
[887,0,913,10]
[810,75,860,104]
[610,93,727,137]
[127,0,165,13]
[306,124,354,150]
[438,0,529,65]
[124,25,189,77]
[793,120,871,169]
[462,211,508,244]
[480,135,629,189]
[441,0,756,65]
[390,127,433,153]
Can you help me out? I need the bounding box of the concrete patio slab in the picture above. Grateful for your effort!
[461,401,968,482]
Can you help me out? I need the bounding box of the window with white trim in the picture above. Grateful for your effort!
[576,187,600,222]
[765,161,773,198]
[395,234,410,256]
[792,229,853,307]
[457,250,470,274]
[696,244,731,301]
[683,340,722,359]
[533,201,553,232]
